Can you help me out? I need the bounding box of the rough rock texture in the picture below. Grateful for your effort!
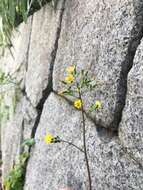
[119,38,143,166]
[0,16,34,179]
[25,2,64,107]
[24,93,143,190]
[1,97,37,178]
[53,0,143,130]
[0,0,143,189]
[1,0,65,179]
[0,17,32,89]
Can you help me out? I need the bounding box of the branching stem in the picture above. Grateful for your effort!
[78,89,92,190]
[61,139,84,153]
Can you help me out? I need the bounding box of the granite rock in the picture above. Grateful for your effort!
[53,0,143,129]
[24,93,143,190]
[0,17,32,89]
[119,38,143,165]
[25,1,65,107]
[1,97,37,179]
[0,0,143,189]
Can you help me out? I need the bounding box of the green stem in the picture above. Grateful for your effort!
[61,139,84,153]
[78,89,92,190]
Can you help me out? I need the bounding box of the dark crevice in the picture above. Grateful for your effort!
[54,2,143,139]
[23,0,66,184]
[24,1,143,144]
[53,90,118,138]
[20,15,35,108]
[31,0,66,139]
[110,2,143,131]
[25,15,34,72]
[21,89,35,109]
[19,119,25,155]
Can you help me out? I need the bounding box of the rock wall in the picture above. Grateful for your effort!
[0,0,143,189]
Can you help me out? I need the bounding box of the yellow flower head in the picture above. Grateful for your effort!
[66,65,75,74]
[95,100,101,109]
[74,99,82,109]
[44,134,54,144]
[65,74,74,84]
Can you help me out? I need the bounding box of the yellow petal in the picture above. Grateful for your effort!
[66,65,75,73]
[74,99,82,109]
[65,74,74,83]
[95,100,101,109]
[44,134,54,144]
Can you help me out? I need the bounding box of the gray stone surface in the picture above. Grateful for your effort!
[0,0,143,189]
[0,17,32,89]
[25,1,64,107]
[24,93,143,190]
[1,97,37,178]
[0,17,33,179]
[53,0,143,129]
[119,38,143,165]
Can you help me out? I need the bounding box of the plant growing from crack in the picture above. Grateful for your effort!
[3,138,35,190]
[44,65,101,190]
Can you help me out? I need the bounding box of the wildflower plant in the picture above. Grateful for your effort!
[3,138,35,190]
[3,152,29,190]
[44,65,101,190]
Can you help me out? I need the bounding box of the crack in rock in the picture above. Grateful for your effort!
[19,119,25,155]
[25,15,34,72]
[20,2,67,185]
[21,89,35,110]
[30,0,67,140]
[54,90,118,139]
[111,2,143,131]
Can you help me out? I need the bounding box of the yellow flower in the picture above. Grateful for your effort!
[65,74,74,83]
[66,65,75,74]
[74,99,82,109]
[44,134,54,144]
[95,100,101,109]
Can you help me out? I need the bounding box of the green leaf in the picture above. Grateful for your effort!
[8,0,16,26]
[89,103,97,112]
[21,138,35,147]
[20,0,27,22]
[60,80,67,85]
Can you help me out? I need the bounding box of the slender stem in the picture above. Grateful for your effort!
[78,90,92,190]
[61,139,84,153]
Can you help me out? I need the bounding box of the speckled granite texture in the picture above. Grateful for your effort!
[0,0,143,189]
